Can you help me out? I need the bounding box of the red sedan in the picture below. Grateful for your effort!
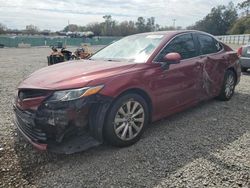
[13,30,241,154]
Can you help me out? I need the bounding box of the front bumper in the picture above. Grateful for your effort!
[13,94,112,154]
[14,108,47,151]
[14,106,48,150]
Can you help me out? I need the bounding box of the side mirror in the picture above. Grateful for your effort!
[164,52,181,64]
[161,52,181,70]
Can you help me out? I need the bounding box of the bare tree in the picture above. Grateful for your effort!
[25,24,39,35]
[0,23,7,34]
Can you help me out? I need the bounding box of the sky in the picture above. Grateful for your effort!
[0,0,245,31]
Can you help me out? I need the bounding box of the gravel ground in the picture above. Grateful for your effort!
[0,46,249,188]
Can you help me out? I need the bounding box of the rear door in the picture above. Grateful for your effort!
[195,33,227,99]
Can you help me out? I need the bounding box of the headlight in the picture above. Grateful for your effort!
[48,85,104,102]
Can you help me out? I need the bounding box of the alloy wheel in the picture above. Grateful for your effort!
[114,100,145,141]
[225,74,235,98]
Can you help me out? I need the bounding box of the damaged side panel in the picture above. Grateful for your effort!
[197,51,239,99]
[199,55,227,98]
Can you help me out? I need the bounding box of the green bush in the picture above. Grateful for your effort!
[229,16,250,34]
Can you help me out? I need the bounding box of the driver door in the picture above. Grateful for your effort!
[151,33,203,119]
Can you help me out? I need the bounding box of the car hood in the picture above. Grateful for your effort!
[18,60,137,90]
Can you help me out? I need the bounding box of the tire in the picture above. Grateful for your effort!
[104,93,149,147]
[241,67,248,72]
[217,70,236,101]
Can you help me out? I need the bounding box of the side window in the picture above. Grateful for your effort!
[215,40,223,52]
[155,34,197,62]
[198,34,222,55]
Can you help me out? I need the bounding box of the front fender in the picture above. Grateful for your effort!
[89,101,112,142]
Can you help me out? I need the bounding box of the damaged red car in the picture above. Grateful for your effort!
[13,30,241,154]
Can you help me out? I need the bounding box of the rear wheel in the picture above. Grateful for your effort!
[217,70,236,101]
[104,93,149,147]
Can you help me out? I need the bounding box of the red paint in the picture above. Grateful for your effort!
[16,121,47,150]
[18,60,136,90]
[17,96,48,110]
[18,30,240,123]
[237,47,243,56]
[164,52,181,62]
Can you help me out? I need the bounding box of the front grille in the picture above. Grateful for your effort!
[18,89,50,100]
[14,106,47,143]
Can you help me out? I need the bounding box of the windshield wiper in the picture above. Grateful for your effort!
[89,58,130,62]
[104,58,121,62]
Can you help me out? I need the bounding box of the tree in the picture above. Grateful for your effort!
[114,21,137,36]
[238,0,250,15]
[228,16,250,34]
[233,1,250,34]
[86,22,102,36]
[78,26,87,32]
[136,17,146,33]
[187,2,238,35]
[60,15,180,36]
[127,21,137,34]
[146,17,156,32]
[25,24,39,34]
[102,15,116,36]
[223,2,239,34]
[0,23,7,34]
[63,24,78,32]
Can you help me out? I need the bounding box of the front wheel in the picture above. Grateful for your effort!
[104,93,149,147]
[217,70,236,101]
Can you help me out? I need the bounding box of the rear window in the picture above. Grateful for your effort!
[198,34,222,55]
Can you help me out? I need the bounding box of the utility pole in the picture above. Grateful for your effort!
[67,20,70,32]
[172,19,176,29]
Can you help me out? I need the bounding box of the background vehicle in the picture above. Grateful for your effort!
[14,30,240,154]
[238,44,250,72]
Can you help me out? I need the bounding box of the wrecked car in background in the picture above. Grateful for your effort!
[13,30,240,154]
[47,45,92,65]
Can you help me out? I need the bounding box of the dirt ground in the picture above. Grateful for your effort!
[0,46,249,187]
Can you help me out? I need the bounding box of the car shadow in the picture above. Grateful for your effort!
[14,91,250,187]
[242,71,250,76]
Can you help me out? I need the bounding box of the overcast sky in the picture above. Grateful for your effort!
[0,0,244,31]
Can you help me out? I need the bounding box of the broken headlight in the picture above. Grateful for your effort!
[47,85,104,102]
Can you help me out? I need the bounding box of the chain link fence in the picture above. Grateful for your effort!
[0,35,121,47]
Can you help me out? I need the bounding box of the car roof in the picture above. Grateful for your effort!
[134,30,211,37]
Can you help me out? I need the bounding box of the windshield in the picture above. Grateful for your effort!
[91,34,164,63]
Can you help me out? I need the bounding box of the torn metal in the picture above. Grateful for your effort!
[198,54,238,98]
[13,93,112,154]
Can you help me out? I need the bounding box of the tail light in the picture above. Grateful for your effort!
[237,47,243,57]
